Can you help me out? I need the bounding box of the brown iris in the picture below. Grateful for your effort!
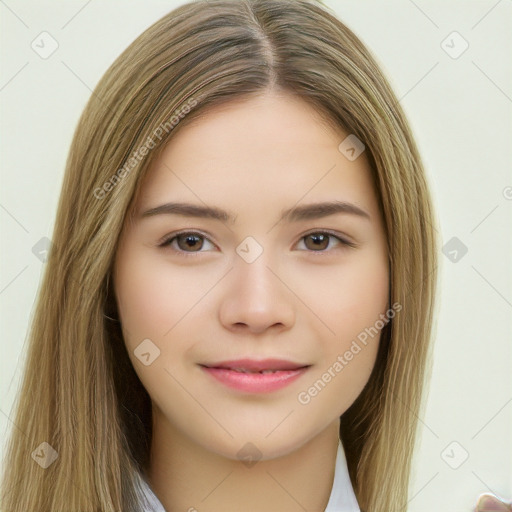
[304,233,330,251]
[176,233,204,251]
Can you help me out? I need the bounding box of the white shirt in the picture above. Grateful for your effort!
[137,438,360,511]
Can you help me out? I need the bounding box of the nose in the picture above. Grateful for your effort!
[218,255,296,335]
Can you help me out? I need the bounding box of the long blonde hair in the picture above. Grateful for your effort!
[1,1,438,510]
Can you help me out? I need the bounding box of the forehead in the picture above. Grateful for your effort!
[133,91,379,220]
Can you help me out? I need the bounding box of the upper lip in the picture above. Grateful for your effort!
[201,359,310,372]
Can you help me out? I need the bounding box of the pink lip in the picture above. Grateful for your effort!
[199,359,310,393]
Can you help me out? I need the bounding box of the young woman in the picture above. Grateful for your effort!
[1,1,440,511]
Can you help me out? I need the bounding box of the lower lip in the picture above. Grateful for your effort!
[201,366,309,393]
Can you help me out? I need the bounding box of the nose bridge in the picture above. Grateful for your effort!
[232,246,281,302]
[218,241,295,332]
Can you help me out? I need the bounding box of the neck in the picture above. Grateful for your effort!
[147,406,340,512]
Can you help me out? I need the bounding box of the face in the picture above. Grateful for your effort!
[113,91,389,461]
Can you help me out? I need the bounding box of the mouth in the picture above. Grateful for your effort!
[200,358,310,372]
[199,359,311,393]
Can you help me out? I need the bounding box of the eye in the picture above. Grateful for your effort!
[296,231,356,252]
[158,230,356,257]
[158,231,216,254]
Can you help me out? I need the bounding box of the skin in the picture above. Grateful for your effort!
[113,89,389,512]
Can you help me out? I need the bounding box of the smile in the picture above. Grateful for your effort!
[199,358,311,393]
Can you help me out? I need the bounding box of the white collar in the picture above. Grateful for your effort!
[324,438,361,512]
[138,438,360,512]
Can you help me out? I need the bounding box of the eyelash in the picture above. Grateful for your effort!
[157,229,356,257]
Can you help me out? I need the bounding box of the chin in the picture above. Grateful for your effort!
[200,425,318,463]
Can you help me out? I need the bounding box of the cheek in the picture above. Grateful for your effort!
[114,248,206,343]
[113,248,198,396]
[333,255,388,358]
[294,251,388,408]
[294,250,389,339]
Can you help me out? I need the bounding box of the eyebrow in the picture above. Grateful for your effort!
[139,200,371,224]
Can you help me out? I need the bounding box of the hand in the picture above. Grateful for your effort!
[475,493,512,511]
